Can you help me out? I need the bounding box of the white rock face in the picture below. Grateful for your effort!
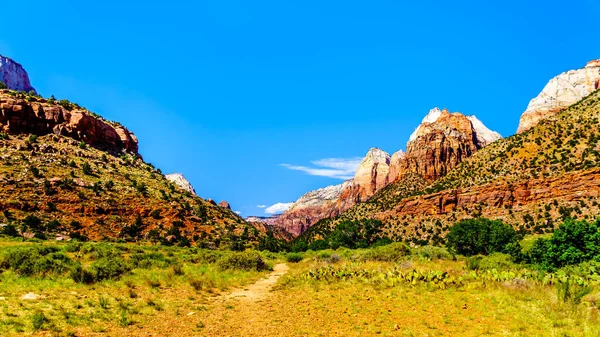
[352,147,391,195]
[410,107,501,147]
[409,108,441,141]
[288,180,353,211]
[517,59,600,133]
[0,55,36,93]
[388,149,406,182]
[165,173,196,195]
[467,116,502,146]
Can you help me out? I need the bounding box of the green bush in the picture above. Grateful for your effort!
[353,243,411,262]
[130,252,171,269]
[1,224,19,237]
[528,219,600,270]
[446,218,520,256]
[412,245,454,260]
[0,81,7,90]
[465,256,482,270]
[477,253,516,270]
[216,251,269,271]
[191,250,223,264]
[327,219,384,250]
[286,252,303,263]
[0,246,74,276]
[72,255,132,283]
[90,255,132,281]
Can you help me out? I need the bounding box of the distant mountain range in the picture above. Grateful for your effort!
[263,59,600,242]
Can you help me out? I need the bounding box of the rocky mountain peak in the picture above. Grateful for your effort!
[0,55,36,93]
[409,108,442,141]
[466,115,502,147]
[517,59,600,133]
[398,108,499,182]
[409,107,500,147]
[273,180,353,236]
[358,147,391,168]
[586,59,600,68]
[218,201,231,210]
[388,150,406,183]
[165,173,196,195]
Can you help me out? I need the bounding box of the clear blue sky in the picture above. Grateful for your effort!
[2,1,599,216]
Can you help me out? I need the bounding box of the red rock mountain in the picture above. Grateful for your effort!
[395,109,482,182]
[0,91,138,154]
[517,59,600,133]
[272,109,500,237]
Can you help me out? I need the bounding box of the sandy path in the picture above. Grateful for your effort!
[217,263,289,302]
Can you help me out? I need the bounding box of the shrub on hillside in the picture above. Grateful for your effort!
[412,245,454,260]
[130,252,171,269]
[445,218,520,256]
[353,243,411,262]
[528,219,600,270]
[327,219,384,249]
[0,81,6,89]
[216,251,269,271]
[477,253,517,270]
[71,255,132,283]
[0,246,74,276]
[286,252,303,263]
[1,224,19,237]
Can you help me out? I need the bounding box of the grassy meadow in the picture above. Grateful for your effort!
[2,235,600,336]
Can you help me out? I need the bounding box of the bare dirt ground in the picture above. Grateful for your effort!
[219,263,290,302]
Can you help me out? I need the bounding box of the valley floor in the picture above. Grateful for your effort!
[2,241,600,336]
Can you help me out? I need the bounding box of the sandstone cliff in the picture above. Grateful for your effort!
[517,59,600,133]
[0,56,36,93]
[165,173,197,195]
[396,109,483,182]
[337,148,391,207]
[274,180,353,236]
[0,91,138,154]
[309,83,600,246]
[274,109,500,237]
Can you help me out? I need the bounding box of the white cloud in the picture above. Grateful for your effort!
[264,202,293,214]
[257,205,267,208]
[280,157,362,180]
[235,211,241,215]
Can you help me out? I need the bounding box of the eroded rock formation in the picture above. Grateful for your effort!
[396,109,483,182]
[0,56,36,93]
[517,59,600,133]
[273,108,500,236]
[165,173,196,195]
[273,180,353,236]
[0,91,138,154]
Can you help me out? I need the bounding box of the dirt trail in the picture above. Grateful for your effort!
[217,263,289,302]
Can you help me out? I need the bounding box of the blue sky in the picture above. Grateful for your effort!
[2,1,599,216]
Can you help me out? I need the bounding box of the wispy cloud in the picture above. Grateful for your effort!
[280,157,362,180]
[265,202,293,214]
[235,211,241,215]
[257,205,267,208]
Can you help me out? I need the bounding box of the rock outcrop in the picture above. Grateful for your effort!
[165,173,196,195]
[246,215,281,226]
[0,56,36,93]
[245,215,294,241]
[387,150,406,183]
[336,148,391,211]
[273,108,500,236]
[274,180,353,236]
[218,201,231,210]
[517,59,600,133]
[0,91,138,154]
[396,109,487,182]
